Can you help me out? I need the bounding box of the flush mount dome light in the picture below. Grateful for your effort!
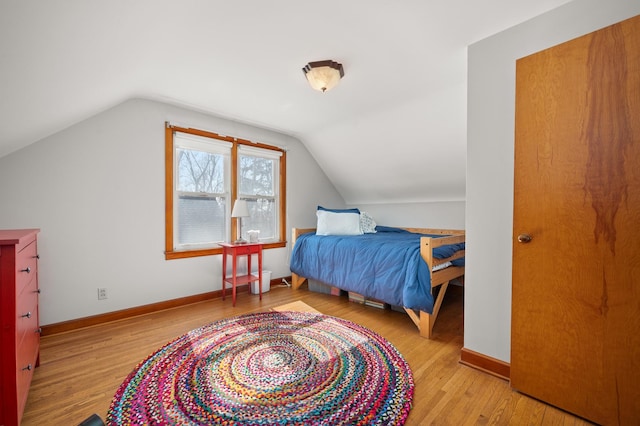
[302,60,344,92]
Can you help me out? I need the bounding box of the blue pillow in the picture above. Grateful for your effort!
[317,205,360,214]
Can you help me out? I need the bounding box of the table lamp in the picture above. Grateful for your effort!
[231,199,249,243]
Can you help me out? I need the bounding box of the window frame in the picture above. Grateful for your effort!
[165,123,287,260]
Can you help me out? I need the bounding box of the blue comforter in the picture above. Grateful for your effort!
[289,226,465,313]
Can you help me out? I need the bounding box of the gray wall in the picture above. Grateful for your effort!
[466,0,640,362]
[0,98,345,325]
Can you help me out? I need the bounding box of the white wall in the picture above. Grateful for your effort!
[0,98,345,325]
[466,0,640,362]
[350,201,465,230]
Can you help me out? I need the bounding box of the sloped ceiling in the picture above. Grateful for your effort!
[0,0,572,204]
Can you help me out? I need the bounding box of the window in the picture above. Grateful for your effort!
[174,133,231,249]
[165,123,286,259]
[238,145,282,242]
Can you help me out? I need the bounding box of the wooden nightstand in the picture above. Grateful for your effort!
[218,242,263,306]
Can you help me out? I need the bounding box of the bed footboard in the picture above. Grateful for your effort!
[403,231,465,338]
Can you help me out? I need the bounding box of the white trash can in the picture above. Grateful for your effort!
[251,270,271,294]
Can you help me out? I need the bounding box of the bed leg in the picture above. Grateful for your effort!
[405,280,451,339]
[291,272,307,290]
[418,311,435,339]
[404,308,434,339]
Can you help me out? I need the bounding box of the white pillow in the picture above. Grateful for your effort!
[316,210,363,236]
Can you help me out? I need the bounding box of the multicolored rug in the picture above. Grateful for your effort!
[106,311,413,425]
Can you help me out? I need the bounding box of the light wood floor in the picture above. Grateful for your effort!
[22,284,593,425]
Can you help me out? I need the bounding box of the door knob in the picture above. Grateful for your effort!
[517,234,532,243]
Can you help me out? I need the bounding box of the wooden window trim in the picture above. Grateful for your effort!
[165,123,286,260]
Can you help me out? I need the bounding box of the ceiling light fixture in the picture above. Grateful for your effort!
[302,60,344,93]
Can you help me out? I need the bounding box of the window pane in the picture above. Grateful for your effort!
[177,149,225,193]
[177,196,226,246]
[242,198,276,241]
[239,155,274,196]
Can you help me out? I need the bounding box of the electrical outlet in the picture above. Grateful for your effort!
[97,288,107,300]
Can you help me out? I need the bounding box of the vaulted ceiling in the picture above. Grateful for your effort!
[0,0,572,204]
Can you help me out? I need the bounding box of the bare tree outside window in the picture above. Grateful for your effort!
[177,150,225,193]
[239,155,277,240]
[176,148,228,246]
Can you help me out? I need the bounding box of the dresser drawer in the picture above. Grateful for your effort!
[16,319,39,421]
[16,273,40,423]
[17,277,39,347]
[230,245,260,256]
[16,239,38,292]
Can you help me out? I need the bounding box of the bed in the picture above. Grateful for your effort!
[290,226,465,339]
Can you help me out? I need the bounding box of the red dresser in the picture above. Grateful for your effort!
[0,229,40,426]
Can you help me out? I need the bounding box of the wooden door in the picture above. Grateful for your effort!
[512,15,640,425]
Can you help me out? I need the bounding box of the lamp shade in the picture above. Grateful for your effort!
[303,60,344,92]
[231,199,249,218]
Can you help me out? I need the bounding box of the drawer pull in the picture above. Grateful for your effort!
[22,364,33,371]
[21,266,31,273]
[36,327,42,334]
[21,312,32,319]
[35,254,40,259]
[36,288,41,294]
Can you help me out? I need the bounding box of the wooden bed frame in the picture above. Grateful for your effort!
[290,227,465,339]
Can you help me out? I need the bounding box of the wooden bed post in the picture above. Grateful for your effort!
[291,228,315,290]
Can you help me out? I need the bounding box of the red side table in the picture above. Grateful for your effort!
[219,242,263,306]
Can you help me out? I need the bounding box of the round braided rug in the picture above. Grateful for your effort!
[106,311,413,425]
